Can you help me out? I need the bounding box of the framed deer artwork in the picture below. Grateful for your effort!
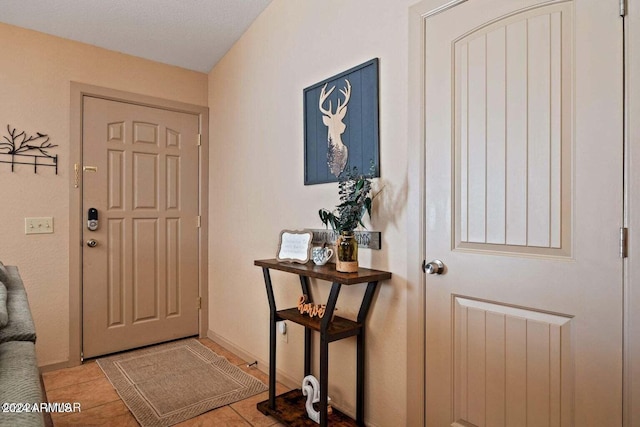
[303,58,380,185]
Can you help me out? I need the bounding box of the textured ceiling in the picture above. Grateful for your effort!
[0,0,273,73]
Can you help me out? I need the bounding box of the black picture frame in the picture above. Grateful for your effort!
[303,58,380,185]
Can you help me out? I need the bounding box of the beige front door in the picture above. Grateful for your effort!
[423,0,623,425]
[82,97,200,359]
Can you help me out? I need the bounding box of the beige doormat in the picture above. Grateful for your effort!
[97,339,267,427]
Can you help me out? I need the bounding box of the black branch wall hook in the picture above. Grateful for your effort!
[0,124,58,174]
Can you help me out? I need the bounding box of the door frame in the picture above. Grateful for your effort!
[407,0,637,425]
[625,1,639,424]
[68,82,209,366]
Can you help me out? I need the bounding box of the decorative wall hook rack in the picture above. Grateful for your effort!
[0,125,58,174]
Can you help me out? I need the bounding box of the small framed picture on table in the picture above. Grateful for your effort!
[276,230,313,263]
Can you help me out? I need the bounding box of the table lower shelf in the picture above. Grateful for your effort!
[257,389,358,426]
[276,308,362,341]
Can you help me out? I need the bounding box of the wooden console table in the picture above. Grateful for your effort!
[254,259,391,426]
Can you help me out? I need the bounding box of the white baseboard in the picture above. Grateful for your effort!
[206,329,300,390]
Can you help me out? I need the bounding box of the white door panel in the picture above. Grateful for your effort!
[423,0,623,425]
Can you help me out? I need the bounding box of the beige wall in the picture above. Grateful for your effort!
[0,1,417,423]
[208,1,413,425]
[0,23,207,367]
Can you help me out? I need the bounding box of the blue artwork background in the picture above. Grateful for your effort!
[304,58,380,185]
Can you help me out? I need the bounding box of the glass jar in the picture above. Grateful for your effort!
[336,231,358,273]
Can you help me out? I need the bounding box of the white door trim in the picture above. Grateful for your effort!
[69,82,209,366]
[407,3,432,425]
[624,1,638,425]
[407,0,636,425]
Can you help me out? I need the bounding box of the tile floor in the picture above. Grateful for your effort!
[42,338,289,426]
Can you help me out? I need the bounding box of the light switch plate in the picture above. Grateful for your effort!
[25,217,54,234]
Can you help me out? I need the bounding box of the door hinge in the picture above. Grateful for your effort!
[620,0,626,16]
[620,227,628,258]
[197,134,202,146]
[80,351,84,363]
[197,215,201,228]
[197,297,202,309]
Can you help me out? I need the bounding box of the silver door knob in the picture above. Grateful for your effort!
[423,259,444,275]
[86,239,98,248]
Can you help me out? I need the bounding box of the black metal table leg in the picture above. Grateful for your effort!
[299,275,311,300]
[319,282,342,427]
[357,281,379,324]
[299,276,312,377]
[262,267,277,409]
[356,329,365,426]
[319,333,329,427]
[356,281,378,425]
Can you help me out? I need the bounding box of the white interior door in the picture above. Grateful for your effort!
[82,97,201,358]
[423,0,623,425]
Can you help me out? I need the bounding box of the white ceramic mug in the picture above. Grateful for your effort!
[312,246,334,265]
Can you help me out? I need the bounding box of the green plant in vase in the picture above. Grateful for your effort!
[318,166,376,273]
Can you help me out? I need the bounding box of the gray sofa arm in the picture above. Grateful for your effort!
[0,265,36,344]
[0,341,45,427]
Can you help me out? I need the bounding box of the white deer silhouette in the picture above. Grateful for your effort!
[319,79,351,177]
